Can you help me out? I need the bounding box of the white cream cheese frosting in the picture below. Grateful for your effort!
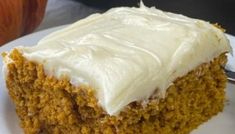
[16,4,231,115]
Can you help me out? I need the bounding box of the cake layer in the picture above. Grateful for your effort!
[4,50,227,134]
[15,4,231,115]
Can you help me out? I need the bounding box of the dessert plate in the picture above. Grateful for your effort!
[0,25,235,134]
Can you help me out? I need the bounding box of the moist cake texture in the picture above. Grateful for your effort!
[4,49,227,134]
[2,3,231,134]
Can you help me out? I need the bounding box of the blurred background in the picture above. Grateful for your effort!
[91,0,235,35]
[1,0,235,46]
[41,0,235,33]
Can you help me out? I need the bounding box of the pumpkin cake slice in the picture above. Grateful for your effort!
[2,3,231,134]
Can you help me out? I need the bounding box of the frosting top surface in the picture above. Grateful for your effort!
[19,4,231,115]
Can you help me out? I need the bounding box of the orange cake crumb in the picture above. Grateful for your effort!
[4,49,227,134]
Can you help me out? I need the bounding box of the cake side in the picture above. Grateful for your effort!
[4,49,227,134]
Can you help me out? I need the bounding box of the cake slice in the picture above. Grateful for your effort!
[2,3,231,134]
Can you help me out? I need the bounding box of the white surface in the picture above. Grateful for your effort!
[0,26,235,134]
[15,5,231,115]
[226,34,235,72]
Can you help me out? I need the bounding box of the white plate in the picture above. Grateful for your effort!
[0,26,234,134]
